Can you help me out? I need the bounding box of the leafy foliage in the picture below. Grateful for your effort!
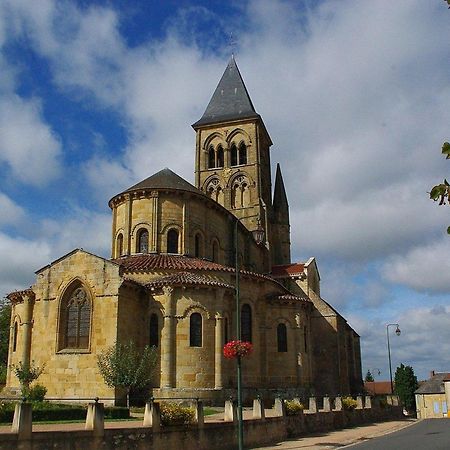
[285,399,304,415]
[342,396,358,411]
[0,300,11,367]
[365,370,374,382]
[160,402,195,426]
[11,360,45,396]
[429,142,450,234]
[394,363,418,413]
[97,341,157,392]
[23,383,47,402]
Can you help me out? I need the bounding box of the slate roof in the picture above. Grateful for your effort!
[415,372,450,394]
[143,272,234,290]
[119,168,202,197]
[273,163,289,214]
[193,57,260,127]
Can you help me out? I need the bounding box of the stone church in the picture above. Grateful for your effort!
[6,58,363,403]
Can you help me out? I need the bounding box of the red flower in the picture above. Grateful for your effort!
[223,340,253,359]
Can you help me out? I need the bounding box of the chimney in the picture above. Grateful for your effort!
[430,370,435,378]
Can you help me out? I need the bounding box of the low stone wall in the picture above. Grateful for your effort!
[0,396,403,450]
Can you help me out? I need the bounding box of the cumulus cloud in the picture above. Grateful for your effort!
[382,237,450,294]
[0,95,62,186]
[353,304,450,380]
[0,232,52,299]
[0,192,25,226]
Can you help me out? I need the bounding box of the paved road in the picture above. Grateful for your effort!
[348,419,450,450]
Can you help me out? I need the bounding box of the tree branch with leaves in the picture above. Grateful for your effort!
[429,142,450,234]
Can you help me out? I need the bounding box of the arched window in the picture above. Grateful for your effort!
[190,313,202,347]
[241,304,252,343]
[59,285,91,350]
[277,323,288,352]
[230,143,238,166]
[208,146,215,168]
[149,313,159,347]
[231,175,249,208]
[217,145,224,168]
[194,233,202,258]
[212,240,219,263]
[167,229,179,253]
[116,233,123,257]
[12,321,18,352]
[137,229,149,253]
[239,142,247,165]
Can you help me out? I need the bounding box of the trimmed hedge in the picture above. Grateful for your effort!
[0,402,130,423]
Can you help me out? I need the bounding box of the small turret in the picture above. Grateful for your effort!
[272,163,291,265]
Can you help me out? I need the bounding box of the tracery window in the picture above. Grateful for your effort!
[116,233,123,257]
[239,142,247,165]
[206,178,224,205]
[137,228,149,253]
[149,313,159,347]
[241,304,252,343]
[59,285,91,350]
[217,145,224,168]
[167,229,179,254]
[231,175,250,208]
[208,145,215,169]
[277,323,288,352]
[190,313,202,347]
[224,317,229,344]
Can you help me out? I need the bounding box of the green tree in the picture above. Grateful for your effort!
[429,142,450,234]
[364,370,374,382]
[10,360,46,398]
[0,298,11,384]
[97,341,158,406]
[394,363,418,413]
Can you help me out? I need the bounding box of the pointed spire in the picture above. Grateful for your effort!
[193,58,259,127]
[273,163,289,215]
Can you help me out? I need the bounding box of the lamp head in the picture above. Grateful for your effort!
[252,219,265,245]
[395,326,401,336]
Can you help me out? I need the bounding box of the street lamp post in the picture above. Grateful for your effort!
[235,216,264,450]
[386,323,401,394]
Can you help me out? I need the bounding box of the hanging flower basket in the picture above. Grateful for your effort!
[223,340,253,359]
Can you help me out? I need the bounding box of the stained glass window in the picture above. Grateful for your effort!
[241,304,252,342]
[277,323,288,352]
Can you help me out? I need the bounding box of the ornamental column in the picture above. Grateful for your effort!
[294,312,303,384]
[160,287,176,388]
[214,313,224,389]
[21,291,35,371]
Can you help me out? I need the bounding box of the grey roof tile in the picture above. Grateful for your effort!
[193,57,259,127]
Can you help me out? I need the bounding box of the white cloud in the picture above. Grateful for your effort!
[0,232,52,299]
[354,304,450,381]
[382,237,450,294]
[0,95,62,186]
[0,192,25,226]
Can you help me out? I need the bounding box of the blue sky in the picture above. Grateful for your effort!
[0,0,449,381]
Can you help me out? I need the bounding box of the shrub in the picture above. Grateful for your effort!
[160,402,195,426]
[0,401,130,423]
[285,400,304,416]
[342,396,358,411]
[24,384,47,402]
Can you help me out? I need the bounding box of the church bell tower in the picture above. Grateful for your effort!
[192,57,273,239]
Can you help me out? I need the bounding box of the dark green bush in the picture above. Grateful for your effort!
[0,402,129,423]
[24,384,47,402]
